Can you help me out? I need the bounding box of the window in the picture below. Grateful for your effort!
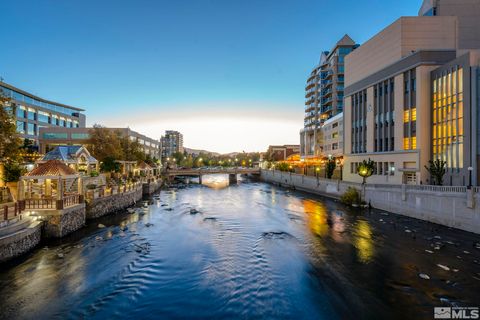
[27,123,36,135]
[42,132,68,139]
[16,106,26,118]
[16,121,25,134]
[71,133,90,139]
[38,111,50,123]
[27,109,36,121]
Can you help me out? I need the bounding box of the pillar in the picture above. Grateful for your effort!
[57,177,63,200]
[45,179,52,197]
[199,175,203,184]
[78,177,83,196]
[229,174,237,184]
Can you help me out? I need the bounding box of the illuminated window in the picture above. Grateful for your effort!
[403,137,410,150]
[411,137,417,149]
[403,110,410,123]
[411,108,416,121]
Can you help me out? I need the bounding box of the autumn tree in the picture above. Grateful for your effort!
[87,124,123,161]
[0,91,21,162]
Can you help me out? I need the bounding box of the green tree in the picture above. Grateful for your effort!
[425,158,447,185]
[0,92,21,162]
[357,158,375,184]
[325,159,336,179]
[276,162,292,172]
[2,160,26,183]
[100,156,121,173]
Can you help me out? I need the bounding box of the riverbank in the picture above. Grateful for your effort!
[260,169,480,234]
[0,179,162,263]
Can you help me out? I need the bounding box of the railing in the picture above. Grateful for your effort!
[63,194,80,208]
[85,181,143,201]
[24,198,56,209]
[1,203,21,222]
[406,185,467,193]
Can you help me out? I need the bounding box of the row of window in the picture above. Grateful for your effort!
[350,161,395,176]
[432,67,464,170]
[16,106,80,128]
[1,85,81,116]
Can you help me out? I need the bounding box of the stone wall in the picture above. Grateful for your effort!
[0,221,42,263]
[261,170,480,234]
[142,180,162,196]
[43,204,86,238]
[86,187,143,219]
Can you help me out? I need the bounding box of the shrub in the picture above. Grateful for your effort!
[340,187,361,206]
[90,170,99,177]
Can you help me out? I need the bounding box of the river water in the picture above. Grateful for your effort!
[0,175,479,319]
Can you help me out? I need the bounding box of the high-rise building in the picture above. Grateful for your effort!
[343,0,480,185]
[161,130,184,158]
[300,35,358,161]
[0,82,86,149]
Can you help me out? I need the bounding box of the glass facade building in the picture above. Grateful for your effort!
[0,82,86,149]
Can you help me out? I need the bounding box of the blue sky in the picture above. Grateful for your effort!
[1,0,420,153]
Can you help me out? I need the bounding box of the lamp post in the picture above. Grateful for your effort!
[468,166,473,188]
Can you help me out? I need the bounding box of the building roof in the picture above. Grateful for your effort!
[138,162,153,170]
[41,145,97,163]
[25,160,77,177]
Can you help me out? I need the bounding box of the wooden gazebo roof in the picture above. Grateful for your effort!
[24,160,78,179]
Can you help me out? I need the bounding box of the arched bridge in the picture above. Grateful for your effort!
[164,167,260,184]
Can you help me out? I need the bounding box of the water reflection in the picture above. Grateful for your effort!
[201,174,231,190]
[304,199,329,237]
[1,182,479,320]
[353,220,374,263]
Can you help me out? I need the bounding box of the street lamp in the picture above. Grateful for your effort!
[468,166,473,188]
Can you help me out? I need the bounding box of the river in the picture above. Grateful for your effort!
[0,175,479,319]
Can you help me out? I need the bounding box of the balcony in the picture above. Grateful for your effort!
[305,97,315,106]
[305,82,315,90]
[322,97,333,105]
[325,70,333,80]
[322,88,332,98]
[305,90,316,98]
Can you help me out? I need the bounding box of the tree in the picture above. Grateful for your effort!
[357,158,375,184]
[276,162,292,172]
[325,159,336,179]
[2,160,26,183]
[88,125,123,161]
[425,159,447,185]
[0,92,21,162]
[100,156,121,173]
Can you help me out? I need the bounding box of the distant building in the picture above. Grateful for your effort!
[0,81,86,149]
[38,127,161,158]
[161,130,184,158]
[300,35,358,159]
[266,145,300,162]
[321,112,343,159]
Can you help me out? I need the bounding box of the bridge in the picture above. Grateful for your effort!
[164,167,260,184]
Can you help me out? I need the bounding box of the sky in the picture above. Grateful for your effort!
[0,0,420,153]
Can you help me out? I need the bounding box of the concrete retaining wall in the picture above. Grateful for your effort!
[0,221,42,263]
[43,204,86,238]
[142,180,161,196]
[261,170,480,234]
[86,187,143,219]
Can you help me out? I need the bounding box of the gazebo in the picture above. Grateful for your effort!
[38,145,98,174]
[137,162,154,178]
[18,160,83,210]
